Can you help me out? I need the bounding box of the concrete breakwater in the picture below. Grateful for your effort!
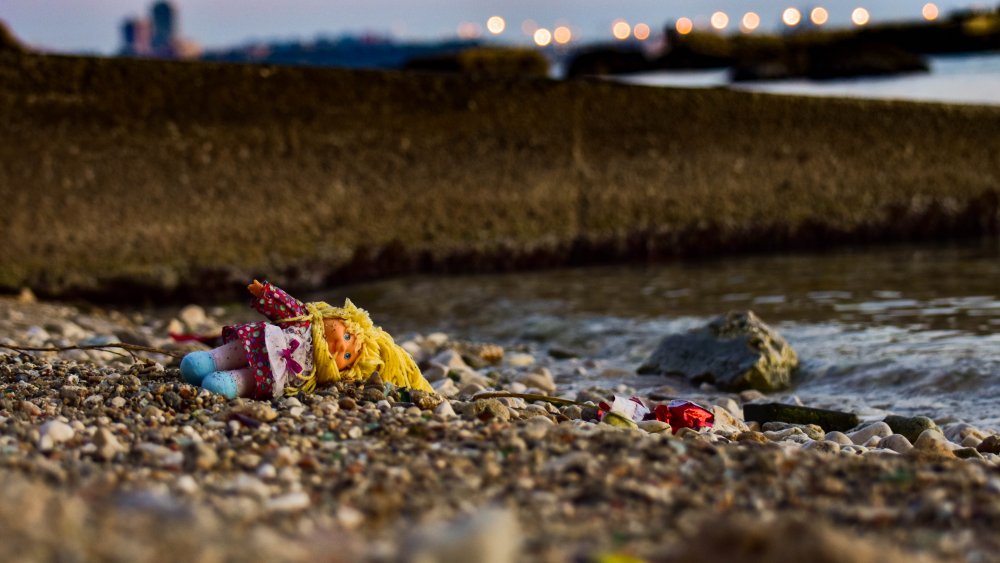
[2,51,999,302]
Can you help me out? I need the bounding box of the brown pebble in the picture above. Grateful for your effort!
[19,400,41,417]
[977,435,1000,455]
[735,431,769,444]
[338,397,358,410]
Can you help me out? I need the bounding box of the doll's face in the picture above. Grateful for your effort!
[324,319,360,371]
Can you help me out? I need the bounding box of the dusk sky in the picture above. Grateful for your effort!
[2,0,991,54]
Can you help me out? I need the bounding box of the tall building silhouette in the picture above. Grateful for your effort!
[150,1,177,53]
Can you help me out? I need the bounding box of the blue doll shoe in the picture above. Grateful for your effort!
[179,351,216,385]
[202,372,238,399]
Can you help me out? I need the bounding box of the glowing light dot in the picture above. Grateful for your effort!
[810,7,829,25]
[710,11,729,30]
[486,16,506,35]
[782,8,802,26]
[612,20,631,40]
[675,17,694,35]
[741,12,761,32]
[533,27,552,46]
[923,3,940,20]
[633,22,651,41]
[553,25,572,44]
[852,7,870,26]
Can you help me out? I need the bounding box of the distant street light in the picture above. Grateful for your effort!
[710,11,729,31]
[922,3,940,21]
[633,23,651,41]
[486,16,506,35]
[612,20,631,40]
[741,12,761,32]
[533,27,552,46]
[675,17,694,35]
[810,7,829,26]
[851,7,870,26]
[782,8,802,26]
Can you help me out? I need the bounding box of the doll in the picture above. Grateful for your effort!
[179,280,433,399]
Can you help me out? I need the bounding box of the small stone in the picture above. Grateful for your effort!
[431,378,459,398]
[764,427,806,441]
[879,434,914,453]
[762,422,823,440]
[803,440,841,454]
[405,508,520,563]
[110,397,127,409]
[976,435,1000,455]
[178,305,207,330]
[38,420,75,451]
[338,397,357,411]
[735,431,768,444]
[230,402,278,422]
[347,426,363,439]
[257,464,277,479]
[823,431,853,445]
[424,332,450,348]
[847,422,892,445]
[520,416,554,440]
[94,428,126,460]
[913,429,955,457]
[186,442,219,470]
[739,389,766,403]
[954,447,984,460]
[434,401,457,418]
[516,368,556,394]
[883,415,939,444]
[288,406,305,418]
[637,420,671,434]
[506,353,536,367]
[336,506,365,529]
[265,492,311,513]
[226,475,270,500]
[560,405,583,420]
[17,287,36,304]
[175,475,199,495]
[961,435,983,448]
[430,349,469,371]
[283,397,303,408]
[473,399,510,423]
[19,401,41,417]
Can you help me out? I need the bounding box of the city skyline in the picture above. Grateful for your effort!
[3,0,993,54]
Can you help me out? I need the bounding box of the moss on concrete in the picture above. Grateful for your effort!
[1,51,999,301]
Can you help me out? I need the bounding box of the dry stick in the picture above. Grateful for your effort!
[0,343,184,361]
[471,391,585,408]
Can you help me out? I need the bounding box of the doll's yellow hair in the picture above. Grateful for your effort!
[279,299,432,394]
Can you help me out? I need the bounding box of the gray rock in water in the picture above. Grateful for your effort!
[637,310,797,392]
[883,415,939,444]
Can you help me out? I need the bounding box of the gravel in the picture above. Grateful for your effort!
[2,296,1000,562]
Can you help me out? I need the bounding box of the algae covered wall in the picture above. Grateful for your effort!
[1,51,999,301]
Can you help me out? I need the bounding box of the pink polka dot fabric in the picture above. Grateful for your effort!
[221,281,310,400]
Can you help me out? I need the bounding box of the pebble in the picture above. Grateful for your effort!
[847,422,892,445]
[434,400,457,418]
[19,400,41,417]
[516,368,556,394]
[823,431,853,445]
[265,492,311,513]
[38,420,74,451]
[93,427,126,460]
[913,429,955,457]
[883,415,938,444]
[431,378,459,398]
[637,420,671,434]
[803,440,840,454]
[879,434,914,454]
[405,508,520,563]
[506,353,535,367]
[977,435,1000,455]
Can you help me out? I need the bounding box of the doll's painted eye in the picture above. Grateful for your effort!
[344,352,351,359]
[344,334,351,341]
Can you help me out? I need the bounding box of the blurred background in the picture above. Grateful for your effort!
[5,0,1000,103]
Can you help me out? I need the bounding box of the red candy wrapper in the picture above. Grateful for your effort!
[648,400,714,434]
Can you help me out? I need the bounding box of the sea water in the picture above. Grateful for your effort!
[330,241,1000,431]
[618,51,1000,106]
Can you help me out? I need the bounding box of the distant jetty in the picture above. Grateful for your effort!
[1,47,1000,302]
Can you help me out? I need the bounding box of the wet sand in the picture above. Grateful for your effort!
[2,51,1000,301]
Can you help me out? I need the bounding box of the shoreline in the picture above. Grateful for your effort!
[2,52,1000,303]
[1,296,999,561]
